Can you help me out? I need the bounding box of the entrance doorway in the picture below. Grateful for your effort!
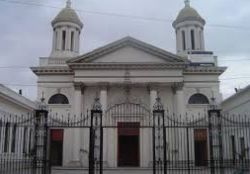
[118,122,140,167]
[194,129,208,166]
[50,129,63,166]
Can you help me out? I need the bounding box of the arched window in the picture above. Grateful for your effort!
[48,94,69,104]
[188,93,209,104]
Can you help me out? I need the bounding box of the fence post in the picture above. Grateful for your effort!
[89,97,103,174]
[33,99,49,174]
[153,97,166,174]
[208,109,223,174]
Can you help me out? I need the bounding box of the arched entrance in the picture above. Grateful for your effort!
[104,102,151,167]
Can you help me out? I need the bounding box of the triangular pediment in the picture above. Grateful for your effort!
[67,36,187,64]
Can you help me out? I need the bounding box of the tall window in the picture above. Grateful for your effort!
[231,135,236,162]
[240,137,245,159]
[0,121,2,145]
[62,30,66,50]
[70,31,74,51]
[4,122,10,153]
[188,93,209,104]
[23,127,27,153]
[29,129,33,153]
[11,124,17,153]
[191,30,195,50]
[48,94,69,104]
[182,31,186,50]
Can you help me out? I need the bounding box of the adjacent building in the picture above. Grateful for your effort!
[0,84,37,159]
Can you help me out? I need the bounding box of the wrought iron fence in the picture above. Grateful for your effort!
[1,104,250,174]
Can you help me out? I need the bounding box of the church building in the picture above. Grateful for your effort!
[31,0,226,169]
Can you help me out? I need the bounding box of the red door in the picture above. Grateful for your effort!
[50,129,64,166]
[194,129,208,166]
[118,122,140,167]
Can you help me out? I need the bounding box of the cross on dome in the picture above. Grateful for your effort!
[184,0,190,7]
[66,0,72,8]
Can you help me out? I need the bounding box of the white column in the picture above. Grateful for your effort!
[195,28,200,50]
[100,85,109,166]
[74,29,78,53]
[52,30,56,52]
[72,83,82,165]
[100,89,107,111]
[56,28,62,51]
[150,89,157,111]
[186,27,191,51]
[75,30,80,53]
[147,87,158,167]
[201,29,205,50]
[66,28,71,51]
[176,89,185,117]
[173,83,186,162]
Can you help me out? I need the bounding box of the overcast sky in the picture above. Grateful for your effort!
[0,0,250,101]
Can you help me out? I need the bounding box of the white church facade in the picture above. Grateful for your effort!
[31,0,226,169]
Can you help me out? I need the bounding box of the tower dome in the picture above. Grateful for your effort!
[50,0,83,58]
[173,1,205,27]
[52,0,83,27]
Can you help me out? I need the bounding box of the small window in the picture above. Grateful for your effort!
[188,93,209,104]
[4,122,10,153]
[62,30,66,50]
[182,31,186,50]
[70,31,74,51]
[48,94,69,104]
[191,30,195,50]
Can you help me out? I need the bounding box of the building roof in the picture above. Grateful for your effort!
[222,85,250,104]
[173,1,205,27]
[0,84,37,111]
[51,1,83,27]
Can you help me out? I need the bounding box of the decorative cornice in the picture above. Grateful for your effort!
[184,66,227,74]
[31,66,74,75]
[68,63,186,70]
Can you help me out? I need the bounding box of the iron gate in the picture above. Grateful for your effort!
[1,98,250,174]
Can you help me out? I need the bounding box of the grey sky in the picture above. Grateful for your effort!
[0,0,250,101]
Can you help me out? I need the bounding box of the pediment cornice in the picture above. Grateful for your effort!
[67,36,188,64]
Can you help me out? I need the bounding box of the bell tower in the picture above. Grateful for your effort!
[173,0,206,56]
[50,0,83,58]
